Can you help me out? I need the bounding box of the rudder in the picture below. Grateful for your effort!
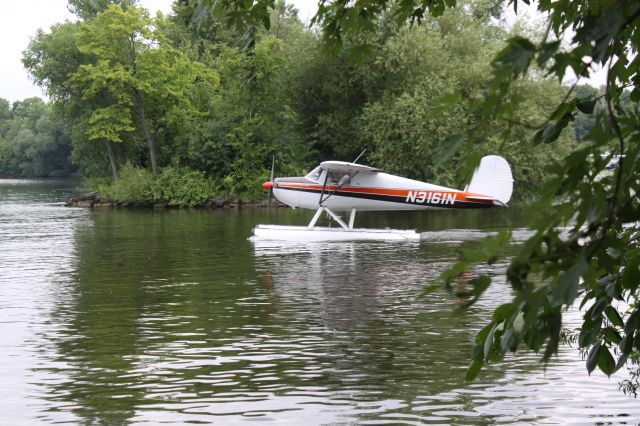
[464,155,513,204]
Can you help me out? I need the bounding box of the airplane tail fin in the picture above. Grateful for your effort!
[464,155,513,205]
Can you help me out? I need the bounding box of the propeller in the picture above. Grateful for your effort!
[267,154,275,206]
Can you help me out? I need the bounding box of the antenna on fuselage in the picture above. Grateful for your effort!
[352,149,367,164]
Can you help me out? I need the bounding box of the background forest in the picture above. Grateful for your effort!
[0,0,596,203]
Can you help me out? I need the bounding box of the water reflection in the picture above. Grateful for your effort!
[1,179,638,425]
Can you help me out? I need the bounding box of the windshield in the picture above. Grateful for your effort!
[304,166,323,182]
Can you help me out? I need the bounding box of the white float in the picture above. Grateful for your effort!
[250,224,420,242]
[251,205,420,242]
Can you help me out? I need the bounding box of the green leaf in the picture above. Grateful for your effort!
[624,310,639,335]
[576,97,596,114]
[619,335,634,356]
[579,316,602,347]
[501,328,518,351]
[586,342,601,375]
[434,134,464,168]
[552,254,588,306]
[604,306,624,328]
[613,353,629,373]
[493,303,516,322]
[493,36,536,77]
[603,327,622,345]
[537,41,560,67]
[466,359,484,381]
[597,345,615,376]
[471,276,491,297]
[476,322,494,345]
[484,324,497,360]
[590,298,608,321]
[532,112,574,145]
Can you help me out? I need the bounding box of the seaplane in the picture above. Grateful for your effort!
[251,154,513,241]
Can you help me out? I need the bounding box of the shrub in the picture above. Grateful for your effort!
[153,167,216,207]
[104,164,155,204]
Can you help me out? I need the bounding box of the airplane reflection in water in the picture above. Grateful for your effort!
[249,237,517,398]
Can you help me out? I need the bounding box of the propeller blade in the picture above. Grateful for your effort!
[268,154,275,206]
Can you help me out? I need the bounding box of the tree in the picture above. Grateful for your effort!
[0,97,74,177]
[195,0,640,393]
[67,0,137,20]
[23,21,124,177]
[167,0,310,197]
[72,4,219,176]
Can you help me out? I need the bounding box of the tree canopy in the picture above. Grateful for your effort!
[0,97,74,177]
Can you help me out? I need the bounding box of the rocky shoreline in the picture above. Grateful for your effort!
[65,191,286,209]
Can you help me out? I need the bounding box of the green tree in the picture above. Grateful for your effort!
[0,97,74,177]
[167,0,309,197]
[23,21,122,177]
[72,4,219,176]
[67,0,137,20]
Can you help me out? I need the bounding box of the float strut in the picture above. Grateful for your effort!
[348,208,357,230]
[307,206,351,230]
[323,207,349,230]
[308,207,324,229]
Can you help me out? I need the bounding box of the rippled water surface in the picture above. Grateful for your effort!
[1,179,638,425]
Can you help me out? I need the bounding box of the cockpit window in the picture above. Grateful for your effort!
[304,166,323,182]
[305,167,356,186]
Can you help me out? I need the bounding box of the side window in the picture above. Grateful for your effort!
[338,173,351,187]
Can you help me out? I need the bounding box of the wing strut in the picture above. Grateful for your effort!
[319,170,359,205]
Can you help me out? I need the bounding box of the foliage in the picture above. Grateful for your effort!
[72,5,220,175]
[103,163,155,204]
[19,0,577,201]
[0,97,74,177]
[24,4,220,178]
[447,0,640,387]
[102,165,216,207]
[153,166,216,207]
[67,0,136,20]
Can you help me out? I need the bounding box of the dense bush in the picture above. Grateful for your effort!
[153,167,216,207]
[100,165,217,207]
[103,163,155,204]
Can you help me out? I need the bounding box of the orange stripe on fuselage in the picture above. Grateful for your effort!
[276,183,493,203]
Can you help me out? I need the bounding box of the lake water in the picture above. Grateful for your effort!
[1,179,638,425]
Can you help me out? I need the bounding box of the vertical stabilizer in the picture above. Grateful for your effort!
[464,155,513,204]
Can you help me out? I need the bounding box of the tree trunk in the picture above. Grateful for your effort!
[135,91,157,175]
[104,139,118,178]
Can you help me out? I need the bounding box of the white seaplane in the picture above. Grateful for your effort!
[251,155,513,241]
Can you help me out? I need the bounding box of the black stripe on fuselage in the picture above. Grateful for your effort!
[277,186,494,209]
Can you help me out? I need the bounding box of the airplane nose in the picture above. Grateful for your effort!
[262,181,274,189]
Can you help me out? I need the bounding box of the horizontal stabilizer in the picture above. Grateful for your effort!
[464,156,513,204]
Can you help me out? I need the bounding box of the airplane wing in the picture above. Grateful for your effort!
[319,161,382,174]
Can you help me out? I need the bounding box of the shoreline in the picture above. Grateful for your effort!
[65,191,286,209]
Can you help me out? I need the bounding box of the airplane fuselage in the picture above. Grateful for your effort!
[273,172,494,211]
